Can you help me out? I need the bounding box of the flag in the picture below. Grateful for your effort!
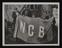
[13,15,54,43]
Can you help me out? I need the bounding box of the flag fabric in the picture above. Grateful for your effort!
[13,15,54,43]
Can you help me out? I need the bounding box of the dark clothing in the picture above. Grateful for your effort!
[12,11,17,31]
[12,11,17,24]
[53,18,56,25]
[52,17,56,32]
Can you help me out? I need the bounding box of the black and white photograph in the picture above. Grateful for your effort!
[2,2,60,46]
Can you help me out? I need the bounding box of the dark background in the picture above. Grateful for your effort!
[0,0,61,48]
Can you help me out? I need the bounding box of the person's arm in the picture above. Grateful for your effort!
[13,16,19,38]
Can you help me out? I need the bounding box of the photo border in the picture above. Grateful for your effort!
[2,2,60,46]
